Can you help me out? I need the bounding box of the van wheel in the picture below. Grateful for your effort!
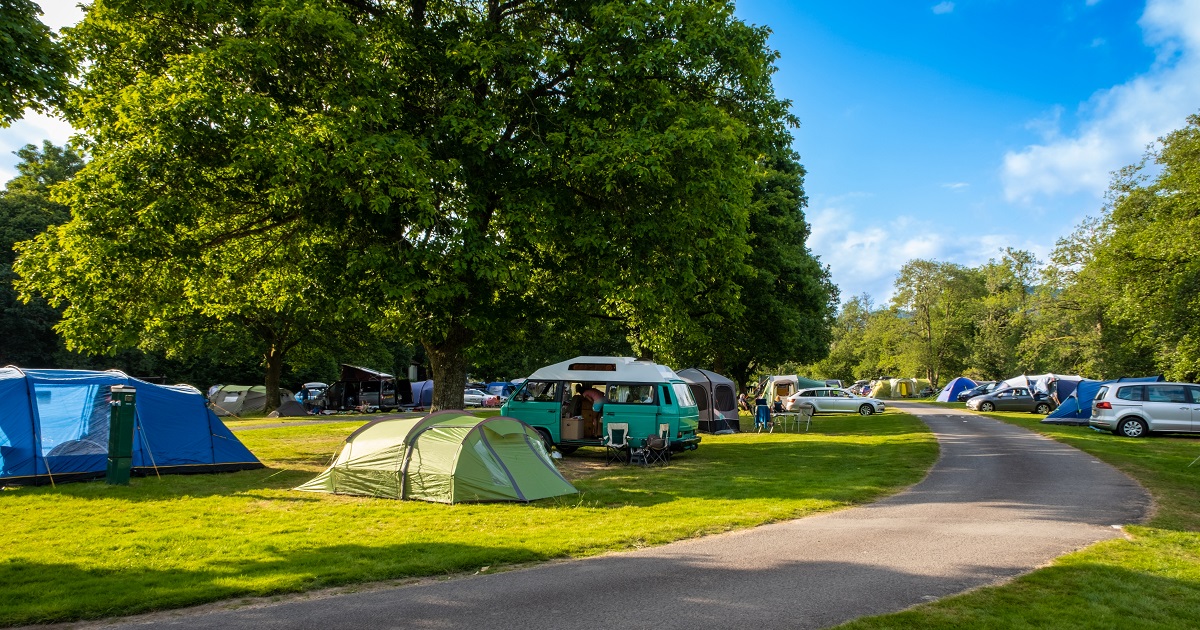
[1034,403,1050,415]
[557,445,579,455]
[980,402,994,412]
[534,428,553,451]
[858,404,874,416]
[1118,418,1147,438]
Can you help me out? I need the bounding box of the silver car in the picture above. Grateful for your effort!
[785,387,886,415]
[1090,382,1200,437]
[966,386,1055,414]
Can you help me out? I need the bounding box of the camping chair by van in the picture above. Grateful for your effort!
[604,423,629,465]
[646,423,672,466]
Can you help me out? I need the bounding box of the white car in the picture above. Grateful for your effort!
[463,388,489,407]
[786,387,886,416]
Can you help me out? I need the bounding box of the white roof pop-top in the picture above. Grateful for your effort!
[525,356,682,383]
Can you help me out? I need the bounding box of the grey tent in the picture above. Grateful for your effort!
[678,368,740,433]
[208,385,294,417]
[268,400,310,417]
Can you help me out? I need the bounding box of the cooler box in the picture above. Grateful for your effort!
[561,418,584,440]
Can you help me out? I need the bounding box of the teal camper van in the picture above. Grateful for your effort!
[501,356,701,454]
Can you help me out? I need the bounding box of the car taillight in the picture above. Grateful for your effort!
[1095,401,1112,409]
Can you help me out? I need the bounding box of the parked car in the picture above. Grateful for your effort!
[966,387,1055,414]
[785,387,886,416]
[294,382,328,410]
[463,388,490,407]
[1089,381,1200,437]
[957,381,999,402]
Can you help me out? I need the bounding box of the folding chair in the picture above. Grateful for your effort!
[604,423,629,465]
[797,402,814,432]
[646,423,672,466]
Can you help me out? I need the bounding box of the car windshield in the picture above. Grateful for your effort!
[465,389,484,396]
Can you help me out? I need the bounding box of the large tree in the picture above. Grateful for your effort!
[1089,113,1200,381]
[652,146,838,390]
[970,248,1038,380]
[17,0,798,410]
[891,259,984,387]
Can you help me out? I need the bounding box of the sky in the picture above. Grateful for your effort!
[4,1,1200,304]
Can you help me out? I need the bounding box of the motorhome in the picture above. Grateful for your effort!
[501,356,701,454]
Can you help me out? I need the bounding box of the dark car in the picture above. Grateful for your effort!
[966,386,1056,414]
[957,381,1000,402]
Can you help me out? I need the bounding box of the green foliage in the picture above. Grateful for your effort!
[0,141,82,365]
[15,0,821,410]
[1094,113,1200,381]
[654,145,838,389]
[0,0,71,126]
[890,259,985,385]
[971,248,1039,380]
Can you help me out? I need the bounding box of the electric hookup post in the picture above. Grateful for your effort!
[107,385,136,485]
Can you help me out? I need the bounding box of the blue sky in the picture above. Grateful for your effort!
[4,1,1200,303]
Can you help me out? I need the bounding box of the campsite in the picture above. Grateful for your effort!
[3,0,1200,628]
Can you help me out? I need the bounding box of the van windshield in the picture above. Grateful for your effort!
[672,383,696,407]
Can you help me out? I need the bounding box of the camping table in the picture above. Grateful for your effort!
[772,412,812,432]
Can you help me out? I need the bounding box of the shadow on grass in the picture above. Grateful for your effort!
[0,541,555,626]
[9,542,1197,629]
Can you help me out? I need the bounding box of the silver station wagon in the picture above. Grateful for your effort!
[785,387,886,415]
[1090,382,1200,437]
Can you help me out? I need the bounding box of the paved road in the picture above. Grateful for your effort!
[103,402,1150,629]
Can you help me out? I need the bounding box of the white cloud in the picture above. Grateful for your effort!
[1002,0,1200,202]
[942,182,970,191]
[932,2,955,15]
[807,205,1051,303]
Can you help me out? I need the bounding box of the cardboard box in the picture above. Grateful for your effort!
[561,418,584,440]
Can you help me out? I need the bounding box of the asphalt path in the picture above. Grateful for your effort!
[95,402,1149,629]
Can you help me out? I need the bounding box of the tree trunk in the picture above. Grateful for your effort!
[423,323,472,412]
[264,343,284,413]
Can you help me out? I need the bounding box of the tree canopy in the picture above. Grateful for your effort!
[17,0,824,408]
[0,0,72,126]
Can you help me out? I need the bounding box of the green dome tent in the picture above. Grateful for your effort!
[296,411,577,503]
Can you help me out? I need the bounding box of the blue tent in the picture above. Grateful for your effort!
[410,380,434,408]
[936,377,977,402]
[0,367,262,485]
[1043,375,1165,425]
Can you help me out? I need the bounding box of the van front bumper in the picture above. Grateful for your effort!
[672,436,701,452]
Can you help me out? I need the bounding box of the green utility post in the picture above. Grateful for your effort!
[107,385,136,485]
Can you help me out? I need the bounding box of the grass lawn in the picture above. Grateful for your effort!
[840,404,1200,630]
[0,410,935,626]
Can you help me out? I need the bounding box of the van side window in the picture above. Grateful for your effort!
[516,381,559,403]
[1116,386,1145,401]
[1147,385,1188,403]
[661,385,673,406]
[608,384,654,404]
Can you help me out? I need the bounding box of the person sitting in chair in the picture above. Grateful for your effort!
[772,396,785,414]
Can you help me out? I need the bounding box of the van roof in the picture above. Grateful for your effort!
[525,356,682,383]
